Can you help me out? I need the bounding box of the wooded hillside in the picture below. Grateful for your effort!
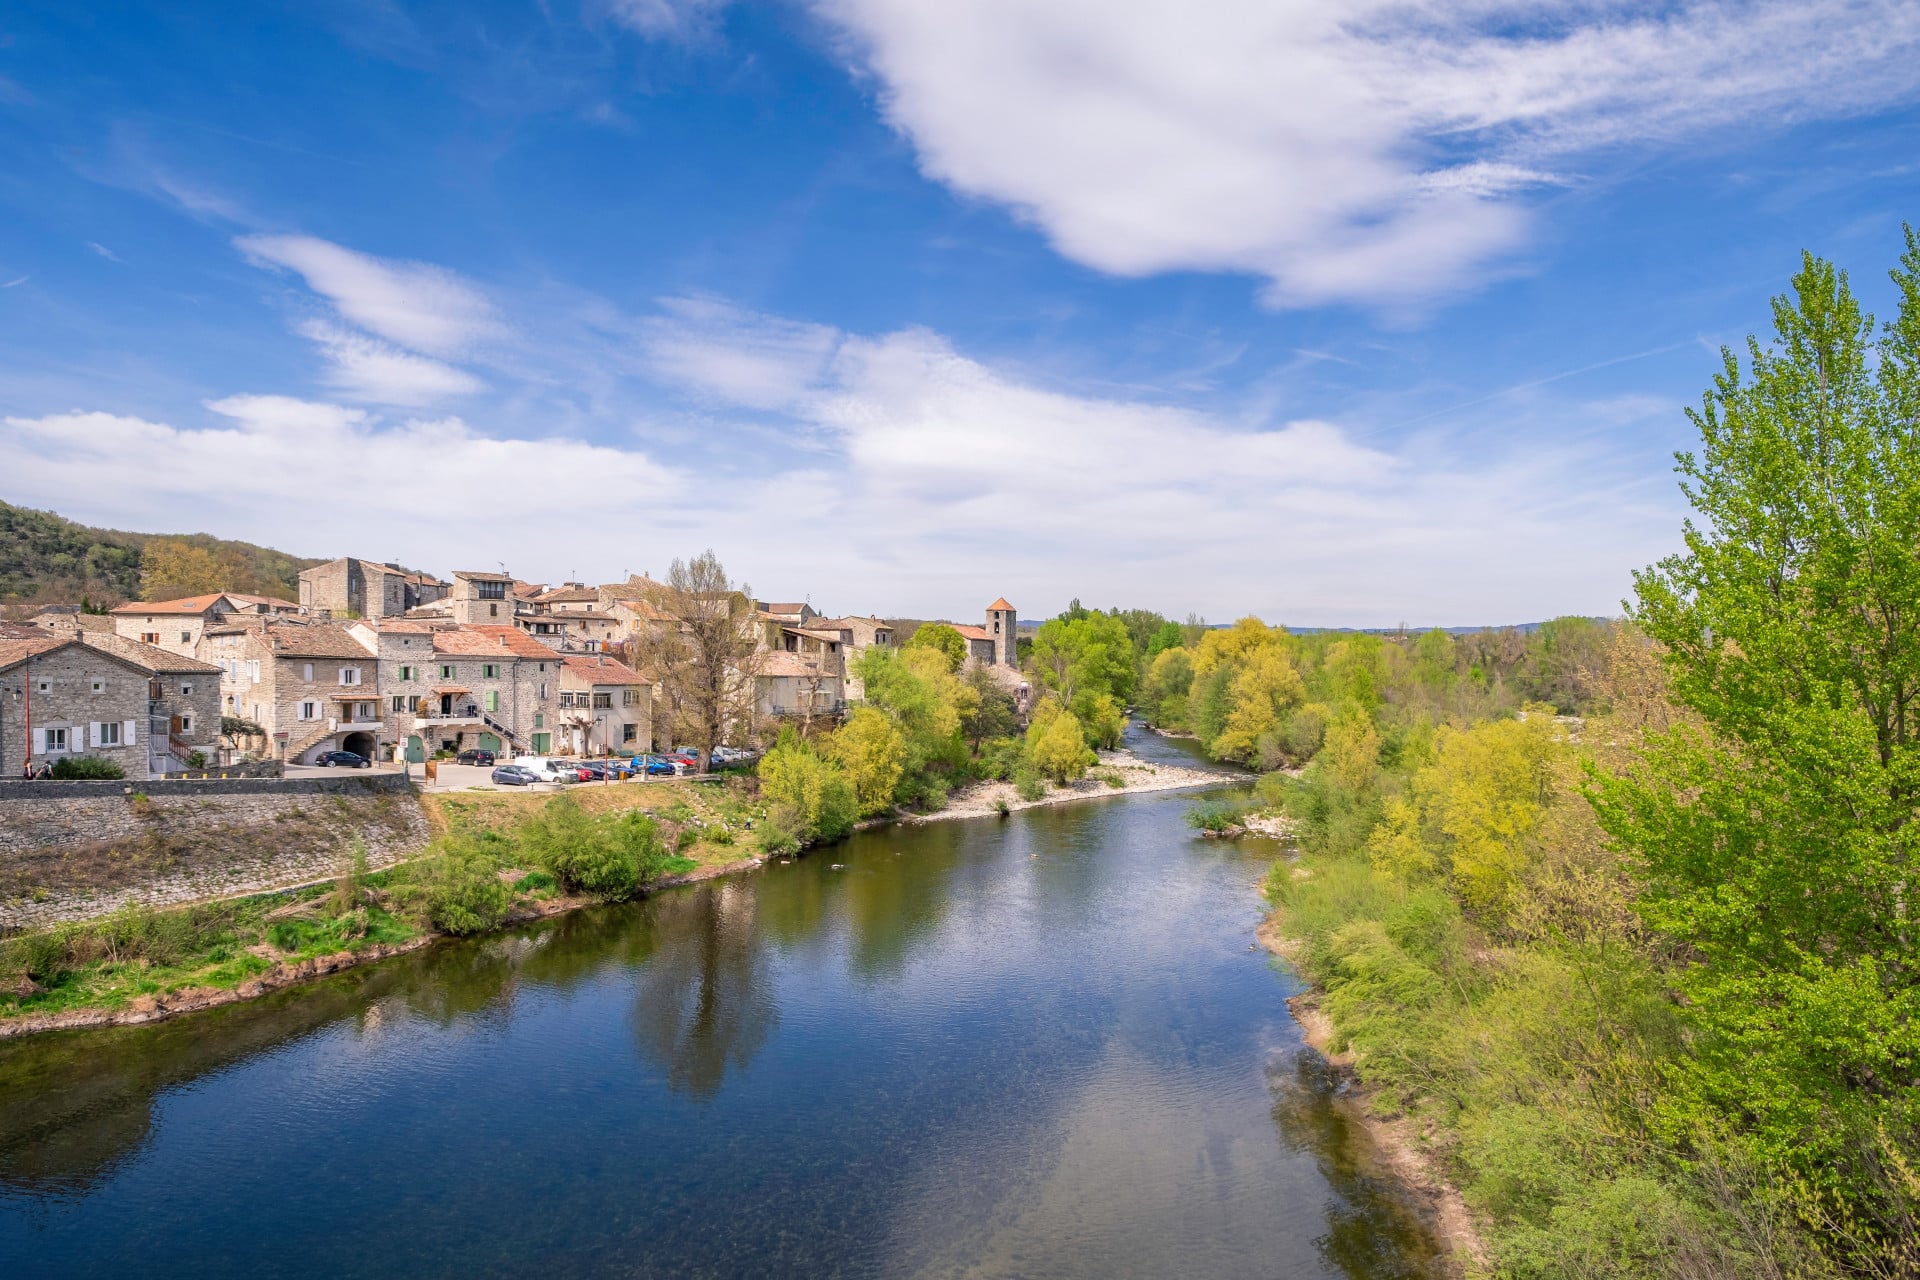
[0,500,325,607]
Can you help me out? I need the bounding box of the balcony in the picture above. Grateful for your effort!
[413,703,486,726]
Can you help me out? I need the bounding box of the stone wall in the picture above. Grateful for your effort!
[0,774,429,930]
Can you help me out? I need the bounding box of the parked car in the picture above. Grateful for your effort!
[711,746,756,766]
[456,749,496,767]
[633,755,679,776]
[490,764,541,787]
[576,760,615,781]
[511,756,576,783]
[315,750,370,768]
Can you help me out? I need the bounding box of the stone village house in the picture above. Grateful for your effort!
[557,653,652,755]
[202,620,380,765]
[353,620,569,762]
[109,592,301,661]
[0,626,221,779]
[297,556,448,622]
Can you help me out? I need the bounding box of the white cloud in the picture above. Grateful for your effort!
[809,0,1920,305]
[236,234,505,355]
[297,321,487,405]
[85,241,121,263]
[638,297,841,411]
[2,398,682,576]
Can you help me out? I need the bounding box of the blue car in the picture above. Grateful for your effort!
[633,755,678,776]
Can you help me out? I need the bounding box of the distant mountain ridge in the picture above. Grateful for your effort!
[0,499,325,606]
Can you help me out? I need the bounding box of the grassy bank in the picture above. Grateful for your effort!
[0,779,762,1029]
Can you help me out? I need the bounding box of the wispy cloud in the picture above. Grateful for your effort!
[237,234,505,356]
[296,321,488,405]
[604,0,734,42]
[809,0,1920,307]
[0,276,26,289]
[84,241,121,262]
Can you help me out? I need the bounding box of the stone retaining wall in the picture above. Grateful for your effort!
[0,779,430,931]
[0,772,410,804]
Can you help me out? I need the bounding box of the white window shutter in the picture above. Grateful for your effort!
[124,719,137,746]
[91,722,102,746]
[33,727,46,755]
[73,724,87,749]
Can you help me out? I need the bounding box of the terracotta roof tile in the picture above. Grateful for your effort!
[433,626,556,659]
[262,623,375,660]
[559,654,649,685]
[79,632,221,674]
[986,598,1015,612]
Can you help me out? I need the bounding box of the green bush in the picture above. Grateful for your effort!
[1013,768,1046,802]
[519,796,667,900]
[417,837,513,934]
[1185,798,1244,832]
[757,738,859,843]
[48,755,125,780]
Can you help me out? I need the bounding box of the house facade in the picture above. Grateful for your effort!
[557,654,652,755]
[364,621,565,761]
[298,557,447,621]
[825,616,894,699]
[202,620,380,764]
[0,627,220,779]
[109,592,301,660]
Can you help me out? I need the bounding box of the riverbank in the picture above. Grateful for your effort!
[1256,914,1487,1275]
[910,746,1236,823]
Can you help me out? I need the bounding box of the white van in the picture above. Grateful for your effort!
[511,756,574,783]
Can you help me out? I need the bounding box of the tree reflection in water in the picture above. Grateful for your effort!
[1266,1049,1450,1280]
[627,880,776,1100]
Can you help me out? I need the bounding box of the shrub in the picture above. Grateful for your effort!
[757,738,858,843]
[520,797,666,900]
[1186,799,1244,832]
[512,870,557,894]
[1028,707,1092,783]
[48,755,125,780]
[1014,768,1046,802]
[417,837,512,934]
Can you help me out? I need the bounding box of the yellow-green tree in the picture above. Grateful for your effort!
[1028,702,1091,783]
[829,707,907,817]
[140,537,225,600]
[1210,646,1307,761]
[758,735,857,843]
[1368,710,1557,918]
[1189,615,1287,679]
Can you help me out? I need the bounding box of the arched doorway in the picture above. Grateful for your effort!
[342,731,376,760]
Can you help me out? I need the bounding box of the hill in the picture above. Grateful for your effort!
[0,500,326,608]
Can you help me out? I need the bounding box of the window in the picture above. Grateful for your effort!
[37,680,50,694]
[398,665,413,681]
[97,721,122,746]
[538,682,548,699]
[622,689,637,706]
[485,690,499,712]
[181,630,191,644]
[489,603,499,617]
[439,664,454,680]
[303,662,314,682]
[592,693,612,709]
[478,580,506,600]
[45,727,67,752]
[180,683,193,695]
[179,715,192,732]
[250,660,261,684]
[533,713,544,730]
[340,667,362,686]
[91,679,106,694]
[623,724,638,743]
[483,663,498,679]
[391,696,407,713]
[559,692,574,708]
[141,631,160,644]
[299,701,319,720]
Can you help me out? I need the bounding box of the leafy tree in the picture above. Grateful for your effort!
[829,707,907,817]
[960,664,1019,749]
[418,834,513,934]
[1032,610,1137,705]
[140,537,226,600]
[632,551,763,771]
[1145,620,1185,660]
[1190,616,1286,679]
[520,795,667,899]
[1210,646,1308,762]
[1075,690,1127,750]
[1591,237,1920,1187]
[1027,701,1091,783]
[904,621,967,673]
[1142,647,1194,729]
[758,733,858,842]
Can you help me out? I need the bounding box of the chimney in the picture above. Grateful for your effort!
[499,634,508,647]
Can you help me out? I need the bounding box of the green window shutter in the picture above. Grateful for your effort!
[533,712,544,729]
[485,690,498,712]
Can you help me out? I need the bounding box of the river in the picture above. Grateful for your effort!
[1,727,1443,1278]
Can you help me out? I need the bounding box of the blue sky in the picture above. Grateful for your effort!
[4,0,1920,625]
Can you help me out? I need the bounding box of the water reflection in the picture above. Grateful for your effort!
[1269,1049,1449,1278]
[627,880,776,1099]
[0,773,1441,1279]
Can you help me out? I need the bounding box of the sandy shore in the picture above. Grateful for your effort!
[906,747,1238,823]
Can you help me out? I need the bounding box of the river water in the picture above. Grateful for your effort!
[1,728,1443,1279]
